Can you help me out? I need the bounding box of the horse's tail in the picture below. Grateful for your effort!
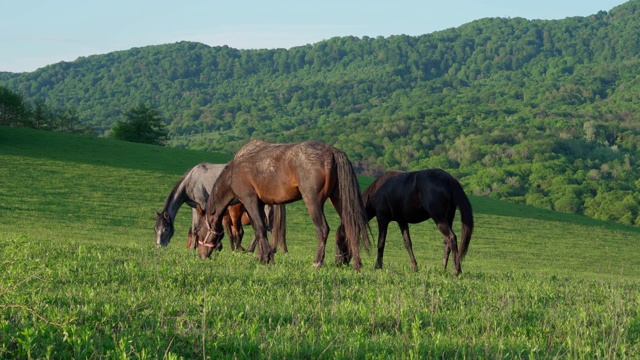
[271,204,287,253]
[334,151,371,260]
[449,175,474,262]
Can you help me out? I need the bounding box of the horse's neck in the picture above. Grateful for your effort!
[210,172,236,216]
[163,181,189,220]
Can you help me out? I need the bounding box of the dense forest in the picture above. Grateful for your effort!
[2,1,640,226]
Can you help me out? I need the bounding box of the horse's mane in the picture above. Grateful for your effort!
[362,170,405,206]
[162,173,188,212]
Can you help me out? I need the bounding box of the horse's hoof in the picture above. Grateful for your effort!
[353,259,363,271]
[313,262,323,269]
[265,253,274,264]
[335,254,351,265]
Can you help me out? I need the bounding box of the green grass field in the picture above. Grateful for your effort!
[1,126,640,359]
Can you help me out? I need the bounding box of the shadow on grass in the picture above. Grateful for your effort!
[0,126,230,175]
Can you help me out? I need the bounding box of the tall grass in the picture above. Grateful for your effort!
[1,127,639,358]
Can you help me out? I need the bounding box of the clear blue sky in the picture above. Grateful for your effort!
[0,0,628,73]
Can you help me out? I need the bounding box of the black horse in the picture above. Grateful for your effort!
[339,169,473,274]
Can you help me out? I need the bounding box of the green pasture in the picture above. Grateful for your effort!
[1,127,639,359]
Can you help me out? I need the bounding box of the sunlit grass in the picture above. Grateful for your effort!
[1,126,640,358]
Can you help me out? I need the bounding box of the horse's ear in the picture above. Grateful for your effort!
[196,204,205,217]
[163,211,170,220]
[155,210,161,217]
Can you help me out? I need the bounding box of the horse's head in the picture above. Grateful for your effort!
[195,204,224,259]
[154,210,174,248]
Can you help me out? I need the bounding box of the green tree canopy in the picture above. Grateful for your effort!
[0,85,30,127]
[110,104,168,146]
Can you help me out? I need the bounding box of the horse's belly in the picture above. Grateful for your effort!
[395,209,430,224]
[258,186,302,205]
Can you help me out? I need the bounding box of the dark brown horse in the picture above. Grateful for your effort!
[338,169,473,274]
[199,139,370,270]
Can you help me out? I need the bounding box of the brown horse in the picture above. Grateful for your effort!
[186,203,250,250]
[190,202,288,253]
[198,139,370,270]
[338,169,473,274]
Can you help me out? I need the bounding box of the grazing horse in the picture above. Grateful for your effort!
[154,162,286,252]
[190,202,288,254]
[199,139,370,270]
[338,169,473,274]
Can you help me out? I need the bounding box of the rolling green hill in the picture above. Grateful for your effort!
[1,126,640,358]
[2,2,640,225]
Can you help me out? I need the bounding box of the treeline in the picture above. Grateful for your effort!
[0,85,93,135]
[2,1,640,225]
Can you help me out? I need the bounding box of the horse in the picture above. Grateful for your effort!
[189,201,288,253]
[186,204,251,250]
[198,139,370,270]
[338,169,473,274]
[154,162,286,252]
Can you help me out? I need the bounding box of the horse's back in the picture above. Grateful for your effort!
[234,140,333,164]
[228,140,337,204]
[368,169,455,223]
[231,140,336,188]
[185,162,227,206]
[415,168,453,188]
[414,169,458,216]
[190,162,226,179]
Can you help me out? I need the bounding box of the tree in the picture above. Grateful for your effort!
[110,104,168,145]
[0,85,29,127]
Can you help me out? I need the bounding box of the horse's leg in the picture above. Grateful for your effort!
[187,228,195,249]
[265,205,289,254]
[334,223,350,265]
[436,221,460,275]
[441,208,457,271]
[244,199,273,263]
[234,225,245,252]
[442,237,451,270]
[188,209,199,249]
[221,215,234,251]
[398,222,418,271]
[264,205,278,253]
[375,219,390,269]
[305,201,330,268]
[247,234,258,252]
[330,197,350,265]
[231,210,245,252]
[245,211,259,253]
[272,205,288,254]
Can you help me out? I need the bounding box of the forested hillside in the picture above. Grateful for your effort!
[2,1,640,225]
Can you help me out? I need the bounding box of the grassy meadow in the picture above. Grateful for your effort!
[1,126,640,359]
